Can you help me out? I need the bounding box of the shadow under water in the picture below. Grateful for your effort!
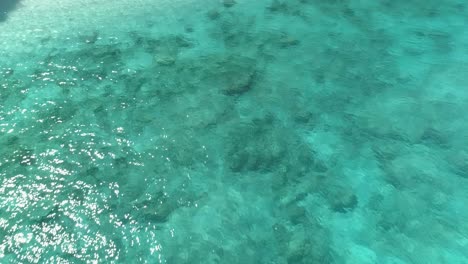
[0,0,21,22]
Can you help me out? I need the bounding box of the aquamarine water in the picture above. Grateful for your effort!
[1,0,468,263]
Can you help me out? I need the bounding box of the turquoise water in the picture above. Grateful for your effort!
[1,0,468,263]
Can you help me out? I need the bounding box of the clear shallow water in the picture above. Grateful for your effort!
[1,0,468,263]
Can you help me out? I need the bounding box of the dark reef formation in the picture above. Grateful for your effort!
[0,0,21,22]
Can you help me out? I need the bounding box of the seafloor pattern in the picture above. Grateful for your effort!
[1,0,468,263]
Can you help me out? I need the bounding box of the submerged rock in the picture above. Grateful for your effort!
[327,186,358,213]
[286,203,307,224]
[155,55,176,66]
[218,55,257,95]
[225,115,289,172]
[450,150,468,178]
[80,31,99,44]
[286,231,309,263]
[141,200,178,223]
[279,34,300,48]
[185,26,194,33]
[267,0,288,12]
[207,10,221,20]
[222,73,255,95]
[186,53,258,96]
[175,35,194,48]
[223,0,236,8]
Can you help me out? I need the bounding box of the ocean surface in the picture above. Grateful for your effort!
[1,0,468,263]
